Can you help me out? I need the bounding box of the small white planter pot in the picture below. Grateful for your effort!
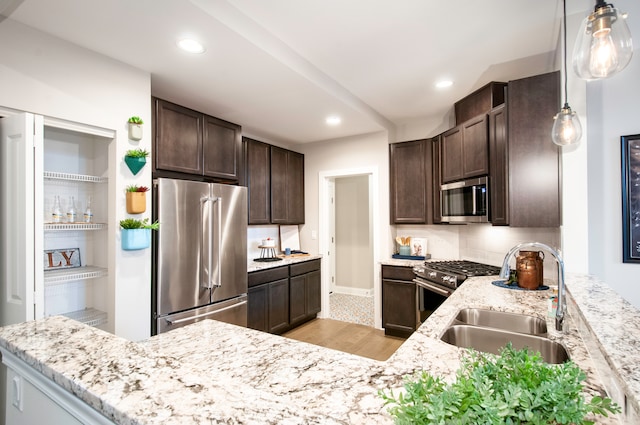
[128,123,143,141]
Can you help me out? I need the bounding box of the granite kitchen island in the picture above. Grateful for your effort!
[1,274,638,424]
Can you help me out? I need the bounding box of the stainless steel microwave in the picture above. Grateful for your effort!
[441,176,488,223]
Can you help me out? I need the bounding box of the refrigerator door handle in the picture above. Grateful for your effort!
[165,300,247,325]
[200,196,214,289]
[213,196,222,288]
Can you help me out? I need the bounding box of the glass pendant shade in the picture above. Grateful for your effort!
[573,3,633,79]
[552,105,582,146]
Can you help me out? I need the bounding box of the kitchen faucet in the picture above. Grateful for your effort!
[499,242,566,332]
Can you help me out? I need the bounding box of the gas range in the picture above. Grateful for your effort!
[413,260,501,293]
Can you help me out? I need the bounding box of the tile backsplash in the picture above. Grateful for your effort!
[395,223,561,284]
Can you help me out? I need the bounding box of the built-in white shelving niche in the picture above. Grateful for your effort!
[41,123,112,330]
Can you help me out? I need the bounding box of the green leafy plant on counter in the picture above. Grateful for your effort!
[379,344,620,424]
[119,218,159,230]
[127,116,144,124]
[125,185,150,193]
[125,148,149,158]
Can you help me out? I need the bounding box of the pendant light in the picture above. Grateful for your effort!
[573,0,633,79]
[552,0,583,147]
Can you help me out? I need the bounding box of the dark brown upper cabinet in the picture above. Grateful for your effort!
[389,138,434,224]
[441,114,489,183]
[454,82,507,124]
[245,138,271,224]
[489,71,561,227]
[153,98,242,183]
[271,146,305,224]
[431,134,443,224]
[244,138,305,225]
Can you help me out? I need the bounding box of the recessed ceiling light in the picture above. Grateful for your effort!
[326,115,341,126]
[177,38,205,54]
[435,80,453,89]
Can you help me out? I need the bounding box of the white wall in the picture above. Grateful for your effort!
[0,19,152,340]
[299,131,391,256]
[335,175,372,292]
[584,0,640,308]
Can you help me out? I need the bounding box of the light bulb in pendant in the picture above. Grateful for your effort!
[589,29,618,77]
[573,2,633,80]
[552,105,582,146]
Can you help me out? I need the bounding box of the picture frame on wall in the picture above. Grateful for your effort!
[621,134,640,263]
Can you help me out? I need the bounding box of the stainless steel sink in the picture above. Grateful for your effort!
[454,308,547,335]
[440,324,570,364]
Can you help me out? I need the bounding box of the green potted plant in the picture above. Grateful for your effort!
[127,116,144,141]
[380,344,620,424]
[124,148,149,175]
[125,185,149,214]
[120,218,159,250]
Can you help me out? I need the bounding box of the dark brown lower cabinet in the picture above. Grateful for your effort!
[382,265,417,338]
[267,279,290,334]
[248,259,321,334]
[290,270,321,325]
[289,260,321,326]
[248,266,289,334]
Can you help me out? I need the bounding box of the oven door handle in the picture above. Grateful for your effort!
[413,278,452,297]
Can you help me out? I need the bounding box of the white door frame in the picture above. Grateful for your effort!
[318,166,381,329]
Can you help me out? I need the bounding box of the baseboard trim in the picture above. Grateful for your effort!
[332,286,373,297]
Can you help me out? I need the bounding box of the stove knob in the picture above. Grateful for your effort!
[442,276,451,283]
[428,272,437,278]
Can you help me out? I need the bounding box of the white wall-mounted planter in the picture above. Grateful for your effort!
[121,228,150,250]
[128,123,143,141]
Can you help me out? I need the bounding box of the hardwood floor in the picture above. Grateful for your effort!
[282,318,406,361]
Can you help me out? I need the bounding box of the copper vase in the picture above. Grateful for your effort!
[516,250,544,290]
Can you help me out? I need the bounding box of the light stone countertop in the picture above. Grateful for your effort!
[0,274,637,424]
[248,254,323,273]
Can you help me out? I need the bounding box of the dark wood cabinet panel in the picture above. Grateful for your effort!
[248,284,268,332]
[245,138,271,224]
[289,275,306,324]
[290,262,321,325]
[287,151,305,224]
[491,71,561,227]
[271,146,305,224]
[306,270,321,316]
[154,99,203,175]
[268,278,289,334]
[454,82,507,124]
[461,114,489,178]
[432,135,443,224]
[382,265,416,338]
[489,104,509,225]
[389,139,433,224]
[153,98,241,182]
[442,115,489,183]
[441,126,464,183]
[248,277,290,334]
[203,115,241,181]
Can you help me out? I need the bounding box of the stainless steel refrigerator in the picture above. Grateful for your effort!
[152,178,248,335]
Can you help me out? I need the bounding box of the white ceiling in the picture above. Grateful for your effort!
[2,0,594,145]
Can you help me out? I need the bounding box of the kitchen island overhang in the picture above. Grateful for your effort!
[0,274,636,424]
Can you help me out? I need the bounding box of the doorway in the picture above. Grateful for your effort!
[318,167,381,329]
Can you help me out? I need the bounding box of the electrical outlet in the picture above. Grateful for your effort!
[311,230,317,240]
